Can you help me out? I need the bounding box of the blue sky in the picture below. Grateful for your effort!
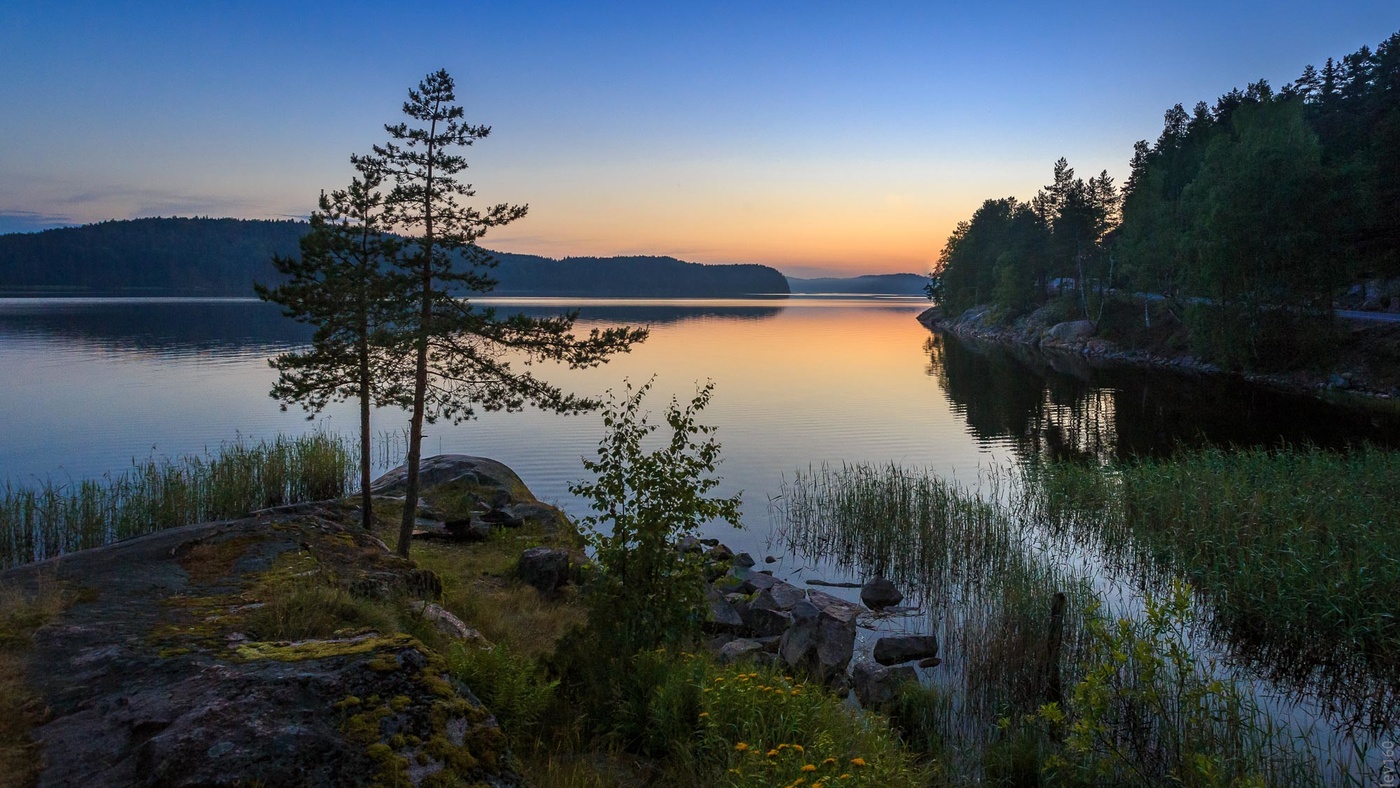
[1,1,1395,275]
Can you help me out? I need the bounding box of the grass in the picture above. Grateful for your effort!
[0,432,357,569]
[775,463,1096,760]
[1025,446,1400,731]
[773,461,1328,785]
[0,578,70,788]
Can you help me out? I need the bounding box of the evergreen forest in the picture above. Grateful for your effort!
[931,30,1400,369]
[0,217,789,298]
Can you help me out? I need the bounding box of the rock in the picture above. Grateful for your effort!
[517,547,571,593]
[851,660,919,709]
[743,572,779,594]
[764,555,778,564]
[778,604,857,685]
[705,587,745,631]
[706,543,734,561]
[805,590,861,618]
[1046,319,1094,343]
[755,581,805,611]
[0,508,521,787]
[409,602,489,646]
[860,577,904,611]
[442,517,492,541]
[919,657,942,669]
[699,538,721,547]
[678,536,705,554]
[504,502,570,532]
[732,552,755,568]
[370,454,528,502]
[873,635,939,665]
[718,639,766,665]
[744,605,793,638]
[479,508,525,529]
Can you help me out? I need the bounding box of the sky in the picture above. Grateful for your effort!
[1,2,1395,277]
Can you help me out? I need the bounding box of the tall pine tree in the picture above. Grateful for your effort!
[374,70,648,557]
[255,157,406,531]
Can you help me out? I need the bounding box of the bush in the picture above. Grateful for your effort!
[567,378,741,656]
[446,642,557,748]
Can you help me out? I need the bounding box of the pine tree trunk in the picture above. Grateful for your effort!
[397,304,431,557]
[359,332,373,533]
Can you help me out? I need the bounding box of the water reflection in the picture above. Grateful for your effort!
[0,297,787,357]
[927,332,1400,460]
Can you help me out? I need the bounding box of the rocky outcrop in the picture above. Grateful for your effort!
[1,463,540,787]
[517,547,572,593]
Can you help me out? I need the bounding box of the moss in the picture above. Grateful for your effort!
[390,695,412,712]
[232,634,414,663]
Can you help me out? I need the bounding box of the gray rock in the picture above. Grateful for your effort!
[806,589,861,617]
[706,587,745,631]
[873,635,939,665]
[1046,319,1094,343]
[517,547,571,593]
[744,572,779,594]
[919,657,942,668]
[733,552,755,568]
[370,454,526,500]
[860,577,904,611]
[745,605,793,638]
[718,639,766,665]
[754,581,804,612]
[442,517,492,541]
[852,660,919,709]
[778,603,857,685]
[409,602,488,646]
[707,543,734,561]
[678,536,705,554]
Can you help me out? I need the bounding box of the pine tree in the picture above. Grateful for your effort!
[373,70,648,557]
[255,157,407,531]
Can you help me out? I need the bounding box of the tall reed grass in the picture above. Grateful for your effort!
[774,463,1096,765]
[774,462,1328,784]
[0,432,357,569]
[1025,446,1400,731]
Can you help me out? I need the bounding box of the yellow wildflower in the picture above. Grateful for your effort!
[734,742,750,752]
[822,758,837,767]
[840,774,852,780]
[699,712,709,718]
[793,744,805,754]
[850,757,867,767]
[802,764,817,772]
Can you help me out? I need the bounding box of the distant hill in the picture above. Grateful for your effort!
[785,273,930,295]
[0,218,789,297]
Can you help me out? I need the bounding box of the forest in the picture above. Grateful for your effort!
[931,30,1400,369]
[0,217,790,298]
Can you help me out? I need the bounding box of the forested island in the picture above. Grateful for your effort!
[0,217,790,297]
[930,30,1400,373]
[787,273,928,294]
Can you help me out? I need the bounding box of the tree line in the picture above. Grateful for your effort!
[0,219,790,297]
[931,30,1400,368]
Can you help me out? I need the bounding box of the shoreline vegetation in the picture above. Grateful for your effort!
[917,303,1400,404]
[3,429,1397,784]
[925,30,1400,391]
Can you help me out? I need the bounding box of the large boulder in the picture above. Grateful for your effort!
[517,547,571,593]
[1046,319,1094,344]
[778,603,857,685]
[860,577,904,611]
[852,660,919,709]
[873,635,939,665]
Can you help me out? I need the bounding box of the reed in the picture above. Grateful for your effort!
[1024,446,1400,730]
[0,432,357,569]
[774,463,1096,769]
[774,462,1326,784]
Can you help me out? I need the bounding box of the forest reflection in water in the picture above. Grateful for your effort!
[926,331,1400,461]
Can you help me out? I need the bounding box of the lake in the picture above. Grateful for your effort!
[3,295,1399,779]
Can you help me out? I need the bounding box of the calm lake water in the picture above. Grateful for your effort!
[3,296,1399,777]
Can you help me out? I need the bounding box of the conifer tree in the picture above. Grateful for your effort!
[255,157,406,531]
[373,70,648,557]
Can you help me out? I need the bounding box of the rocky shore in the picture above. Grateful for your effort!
[918,304,1400,402]
[0,455,939,786]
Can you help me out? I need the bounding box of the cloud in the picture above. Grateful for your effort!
[0,210,77,235]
